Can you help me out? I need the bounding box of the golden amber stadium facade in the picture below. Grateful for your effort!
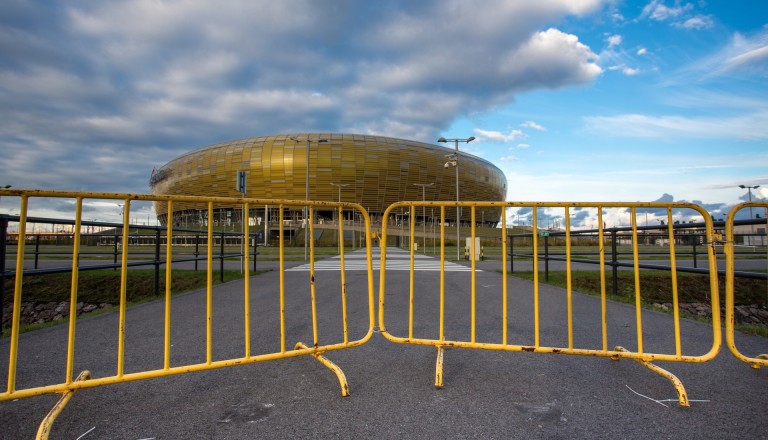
[149,133,507,227]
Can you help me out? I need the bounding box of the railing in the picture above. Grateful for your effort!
[507,219,767,291]
[725,202,768,368]
[379,201,722,407]
[0,189,376,439]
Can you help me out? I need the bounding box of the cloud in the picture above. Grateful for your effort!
[499,155,519,162]
[607,34,622,47]
[0,0,610,202]
[623,67,640,76]
[583,111,768,140]
[640,1,713,31]
[641,0,693,22]
[637,47,648,56]
[475,129,525,143]
[521,121,547,131]
[673,15,714,30]
[517,143,531,149]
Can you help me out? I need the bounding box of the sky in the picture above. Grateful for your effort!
[1,0,767,226]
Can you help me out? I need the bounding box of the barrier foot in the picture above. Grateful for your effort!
[752,354,768,369]
[435,346,444,389]
[614,346,689,407]
[36,370,91,440]
[294,342,350,397]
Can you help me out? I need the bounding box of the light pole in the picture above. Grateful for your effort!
[290,136,328,261]
[330,183,349,252]
[438,136,475,260]
[413,183,434,254]
[738,184,760,245]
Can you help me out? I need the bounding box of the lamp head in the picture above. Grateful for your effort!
[467,136,476,142]
[437,137,447,143]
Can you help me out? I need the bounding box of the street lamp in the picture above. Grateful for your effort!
[290,136,328,261]
[437,136,475,260]
[413,183,434,254]
[738,184,761,244]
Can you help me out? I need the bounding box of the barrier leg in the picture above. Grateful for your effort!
[294,343,349,397]
[36,370,91,440]
[435,346,445,389]
[614,346,689,407]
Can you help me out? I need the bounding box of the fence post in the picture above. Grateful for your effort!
[220,231,225,283]
[34,234,40,269]
[252,236,257,272]
[194,234,200,271]
[692,235,698,269]
[0,216,7,331]
[611,229,618,297]
[113,232,119,271]
[154,228,161,296]
[544,234,549,282]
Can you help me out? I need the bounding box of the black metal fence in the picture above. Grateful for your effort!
[1,214,261,328]
[508,219,767,296]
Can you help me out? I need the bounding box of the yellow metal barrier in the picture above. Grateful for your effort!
[378,201,722,407]
[724,201,768,368]
[0,189,375,438]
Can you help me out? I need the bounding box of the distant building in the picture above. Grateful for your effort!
[150,133,507,229]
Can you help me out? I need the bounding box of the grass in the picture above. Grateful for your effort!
[509,269,768,337]
[2,268,269,336]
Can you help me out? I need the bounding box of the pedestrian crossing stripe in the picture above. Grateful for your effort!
[285,249,478,272]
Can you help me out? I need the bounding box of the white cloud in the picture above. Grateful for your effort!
[474,129,525,143]
[637,47,648,55]
[667,28,768,82]
[623,67,640,75]
[521,121,547,131]
[607,34,622,47]
[584,111,768,140]
[517,143,531,149]
[499,155,519,162]
[674,15,714,30]
[641,0,693,21]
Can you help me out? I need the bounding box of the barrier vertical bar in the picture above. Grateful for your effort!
[154,229,161,296]
[243,202,251,358]
[436,205,446,388]
[470,207,476,344]
[666,208,682,358]
[439,206,446,343]
[65,198,83,384]
[206,202,213,365]
[338,205,348,344]
[309,206,318,347]
[279,205,286,353]
[6,196,27,394]
[0,216,7,334]
[532,207,540,347]
[598,207,608,352]
[501,208,508,345]
[630,207,643,354]
[409,206,415,340]
[117,200,131,377]
[164,201,173,370]
[565,206,573,350]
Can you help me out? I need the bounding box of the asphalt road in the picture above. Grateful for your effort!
[1,247,767,439]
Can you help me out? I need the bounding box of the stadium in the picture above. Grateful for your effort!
[149,133,507,232]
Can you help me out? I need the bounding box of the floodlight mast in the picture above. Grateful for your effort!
[437,136,475,261]
[290,136,328,261]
